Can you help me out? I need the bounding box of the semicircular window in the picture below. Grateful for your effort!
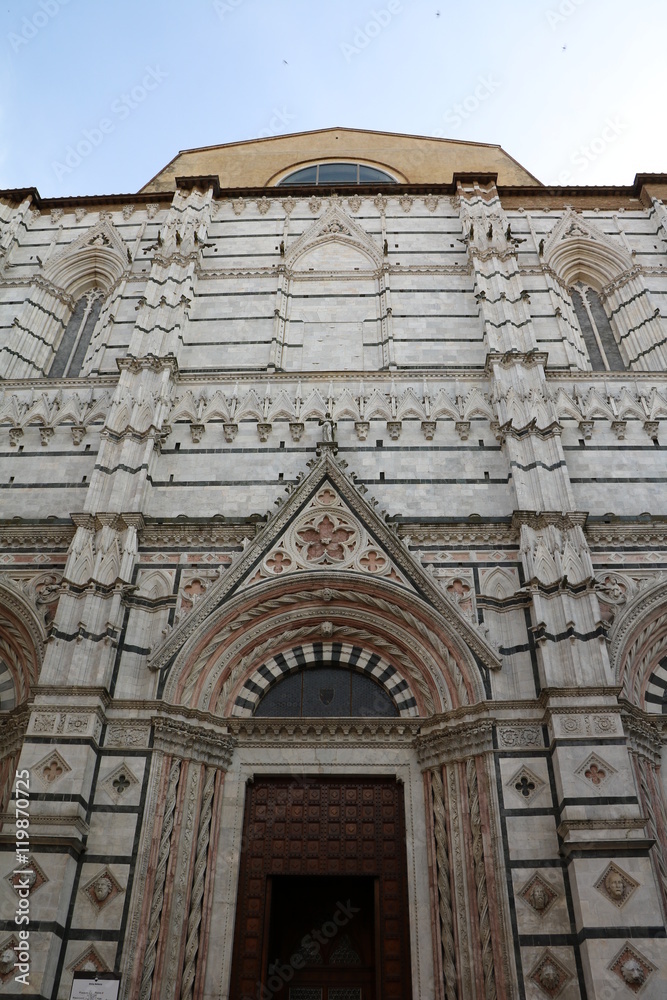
[254,664,399,717]
[277,163,397,186]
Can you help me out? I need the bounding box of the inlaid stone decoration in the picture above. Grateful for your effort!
[34,748,71,788]
[608,943,655,993]
[528,950,572,998]
[82,868,124,911]
[507,764,545,804]
[575,751,616,789]
[5,856,47,896]
[101,761,139,803]
[255,484,408,586]
[0,937,19,983]
[594,862,639,908]
[68,945,109,974]
[519,873,559,917]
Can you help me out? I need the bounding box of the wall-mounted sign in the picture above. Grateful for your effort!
[69,976,120,1000]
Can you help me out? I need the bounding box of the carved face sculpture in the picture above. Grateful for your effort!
[530,883,549,911]
[0,948,15,974]
[539,962,561,991]
[605,870,626,901]
[16,869,37,890]
[93,876,113,901]
[621,958,645,985]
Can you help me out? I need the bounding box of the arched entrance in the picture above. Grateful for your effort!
[229,775,412,1000]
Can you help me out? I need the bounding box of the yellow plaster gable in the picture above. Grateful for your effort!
[140,126,542,192]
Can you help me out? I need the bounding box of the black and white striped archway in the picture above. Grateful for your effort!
[231,640,419,718]
[645,656,667,713]
[0,657,16,711]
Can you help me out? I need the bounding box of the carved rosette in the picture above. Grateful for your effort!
[255,486,407,585]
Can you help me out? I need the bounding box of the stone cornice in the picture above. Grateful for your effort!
[621,703,667,760]
[228,717,421,747]
[416,718,495,767]
[0,703,30,755]
[586,523,667,546]
[512,511,588,531]
[140,521,259,547]
[151,715,236,768]
[0,523,74,548]
[116,353,179,377]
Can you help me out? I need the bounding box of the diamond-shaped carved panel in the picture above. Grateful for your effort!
[609,943,655,993]
[81,868,124,910]
[0,937,19,983]
[68,945,109,974]
[34,749,71,787]
[529,950,572,998]
[507,765,545,804]
[5,856,48,897]
[594,863,639,908]
[519,873,559,917]
[100,762,139,802]
[575,752,616,789]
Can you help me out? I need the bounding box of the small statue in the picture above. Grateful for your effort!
[318,411,336,443]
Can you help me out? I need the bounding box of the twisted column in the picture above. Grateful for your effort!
[180,766,216,1000]
[431,768,458,1000]
[139,758,182,1000]
[466,757,497,1000]
[637,757,667,912]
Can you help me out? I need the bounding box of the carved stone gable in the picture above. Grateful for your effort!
[241,481,410,592]
[285,203,383,272]
[148,451,501,673]
[542,206,632,279]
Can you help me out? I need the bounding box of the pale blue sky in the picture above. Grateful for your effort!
[1,0,665,197]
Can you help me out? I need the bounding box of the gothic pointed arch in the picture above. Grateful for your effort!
[276,205,389,369]
[151,452,500,716]
[544,208,633,289]
[284,204,383,273]
[0,579,47,708]
[610,578,667,711]
[544,209,667,371]
[44,219,128,299]
[0,580,47,813]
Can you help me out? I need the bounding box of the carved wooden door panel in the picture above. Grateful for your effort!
[229,776,412,1000]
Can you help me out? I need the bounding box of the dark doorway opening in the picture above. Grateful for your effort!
[229,776,412,1000]
[265,875,377,1000]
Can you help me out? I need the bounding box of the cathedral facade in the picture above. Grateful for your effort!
[0,128,666,1000]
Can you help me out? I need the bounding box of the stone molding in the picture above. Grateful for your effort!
[151,716,236,769]
[416,717,495,768]
[227,716,420,747]
[149,450,501,676]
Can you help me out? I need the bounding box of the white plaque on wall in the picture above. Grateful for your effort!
[69,978,120,1000]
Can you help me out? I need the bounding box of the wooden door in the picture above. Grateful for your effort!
[229,776,412,1000]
